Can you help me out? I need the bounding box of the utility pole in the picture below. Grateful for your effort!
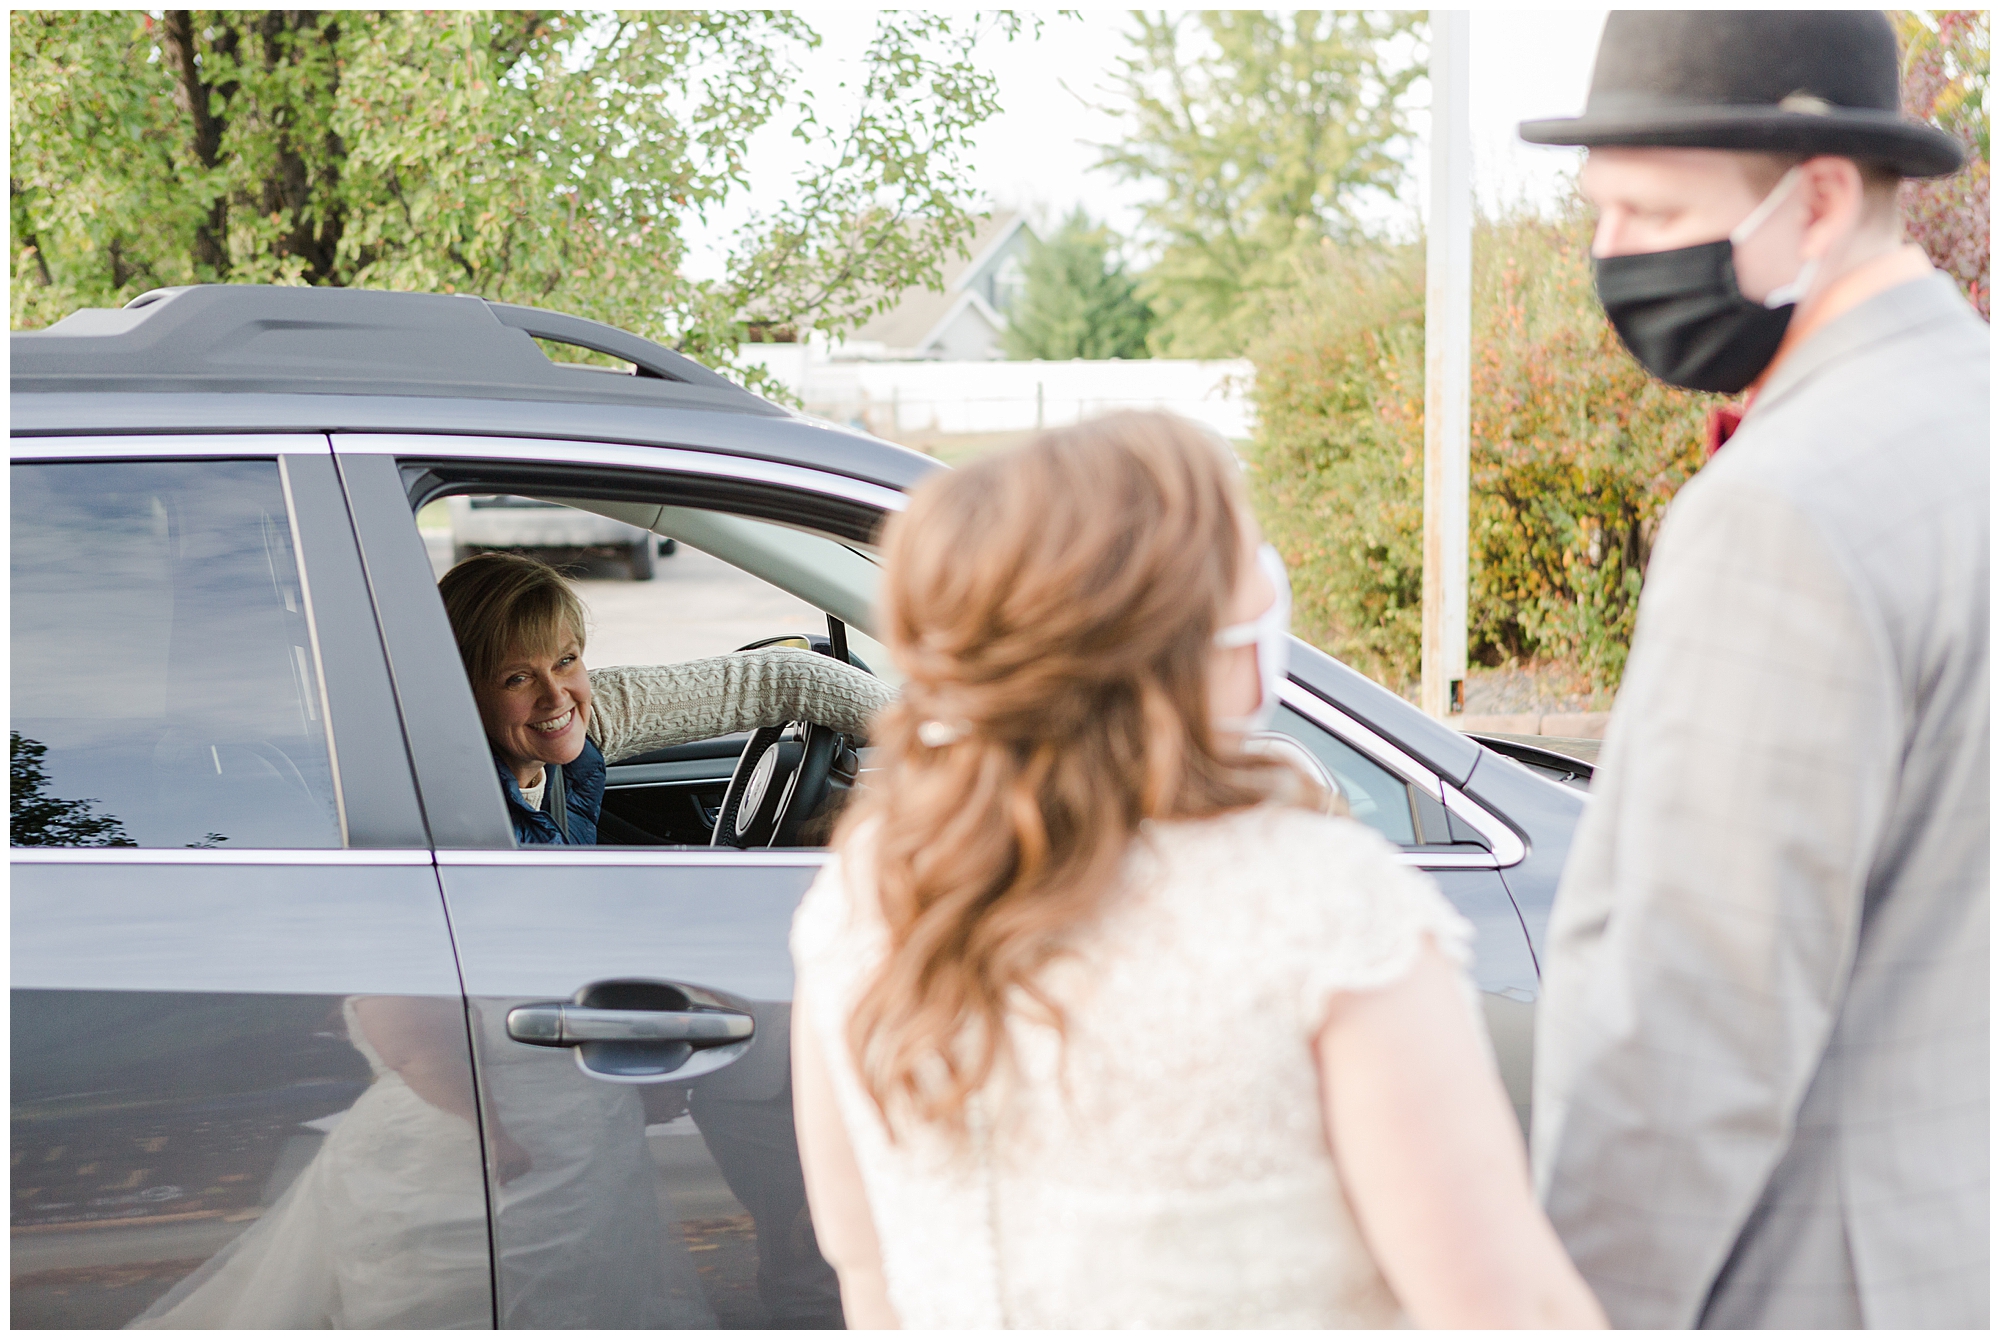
[1422,10,1472,721]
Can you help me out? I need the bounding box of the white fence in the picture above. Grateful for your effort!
[739,347,1256,441]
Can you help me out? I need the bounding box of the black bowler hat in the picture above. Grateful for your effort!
[1520,11,1964,178]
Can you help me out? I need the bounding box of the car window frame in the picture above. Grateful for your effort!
[1278,681,1525,870]
[8,434,428,852]
[335,433,901,854]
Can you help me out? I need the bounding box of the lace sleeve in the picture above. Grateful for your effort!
[588,650,896,763]
[790,851,852,972]
[1293,820,1476,1032]
[791,819,886,986]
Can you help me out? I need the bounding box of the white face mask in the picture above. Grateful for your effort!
[1212,544,1292,735]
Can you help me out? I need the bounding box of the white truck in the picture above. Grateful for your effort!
[447,494,673,580]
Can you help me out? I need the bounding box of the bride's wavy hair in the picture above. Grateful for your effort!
[840,410,1298,1139]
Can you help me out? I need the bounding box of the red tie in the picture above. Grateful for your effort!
[1705,404,1742,457]
[1704,390,1758,458]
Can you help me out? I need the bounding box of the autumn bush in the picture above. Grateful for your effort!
[1899,10,1990,318]
[1245,208,1713,697]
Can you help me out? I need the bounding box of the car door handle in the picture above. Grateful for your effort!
[505,1004,754,1047]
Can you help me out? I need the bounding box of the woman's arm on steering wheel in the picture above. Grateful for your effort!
[588,649,894,762]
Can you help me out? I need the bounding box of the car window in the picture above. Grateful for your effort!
[1272,703,1425,845]
[429,494,871,846]
[11,460,342,849]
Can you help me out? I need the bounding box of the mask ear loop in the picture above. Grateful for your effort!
[1213,546,1291,650]
[1761,259,1820,311]
[1728,166,1818,309]
[1212,545,1292,735]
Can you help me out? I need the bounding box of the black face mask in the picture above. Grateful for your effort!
[1594,239,1795,394]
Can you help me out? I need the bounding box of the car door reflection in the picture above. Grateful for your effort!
[443,861,841,1328]
[468,997,840,1329]
[128,997,489,1328]
[681,1001,841,1327]
[473,1000,716,1328]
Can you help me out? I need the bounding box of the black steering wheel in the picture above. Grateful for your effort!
[711,631,869,849]
[710,722,841,848]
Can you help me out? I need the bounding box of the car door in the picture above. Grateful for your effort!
[1266,682,1542,1132]
[335,436,883,1328]
[10,438,492,1328]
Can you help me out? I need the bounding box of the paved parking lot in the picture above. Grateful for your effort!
[425,532,826,669]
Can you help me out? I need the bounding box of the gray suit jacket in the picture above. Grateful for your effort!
[1532,273,1989,1329]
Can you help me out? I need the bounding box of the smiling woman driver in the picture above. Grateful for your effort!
[438,551,892,845]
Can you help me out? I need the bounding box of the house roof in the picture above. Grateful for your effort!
[847,284,962,353]
[955,212,1034,292]
[847,213,1031,353]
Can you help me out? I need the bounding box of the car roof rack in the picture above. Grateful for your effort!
[9,284,947,492]
[9,284,781,417]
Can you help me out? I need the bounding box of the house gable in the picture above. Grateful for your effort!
[842,212,1037,359]
[916,290,1007,361]
[956,215,1034,319]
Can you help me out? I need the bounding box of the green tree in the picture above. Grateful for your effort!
[1096,11,1422,358]
[10,10,1021,377]
[1001,208,1153,359]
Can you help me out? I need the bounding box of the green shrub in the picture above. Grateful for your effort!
[1246,208,1713,697]
[1246,242,1427,691]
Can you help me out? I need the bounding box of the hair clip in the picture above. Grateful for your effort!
[917,719,967,748]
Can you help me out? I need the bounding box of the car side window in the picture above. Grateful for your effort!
[426,493,856,845]
[10,460,342,849]
[1272,704,1466,848]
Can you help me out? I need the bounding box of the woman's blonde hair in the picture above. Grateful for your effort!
[840,411,1297,1139]
[437,550,589,687]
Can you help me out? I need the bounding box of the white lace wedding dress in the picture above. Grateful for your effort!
[791,804,1476,1328]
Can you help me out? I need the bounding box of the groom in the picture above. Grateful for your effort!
[1518,11,1988,1329]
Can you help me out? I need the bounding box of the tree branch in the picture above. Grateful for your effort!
[161,12,224,169]
[10,177,55,287]
[160,11,232,276]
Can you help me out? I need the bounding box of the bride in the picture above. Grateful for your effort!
[789,412,1605,1328]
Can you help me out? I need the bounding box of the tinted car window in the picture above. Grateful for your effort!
[11,460,342,848]
[1274,704,1418,845]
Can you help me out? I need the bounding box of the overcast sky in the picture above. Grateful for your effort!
[680,10,1609,279]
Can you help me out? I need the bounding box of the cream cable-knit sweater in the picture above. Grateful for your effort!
[585,647,895,764]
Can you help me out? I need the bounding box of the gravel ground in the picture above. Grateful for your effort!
[1460,663,1613,716]
[568,546,827,668]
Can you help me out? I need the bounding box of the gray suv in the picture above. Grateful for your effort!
[10,286,1584,1328]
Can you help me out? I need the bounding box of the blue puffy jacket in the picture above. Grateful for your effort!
[497,737,605,845]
